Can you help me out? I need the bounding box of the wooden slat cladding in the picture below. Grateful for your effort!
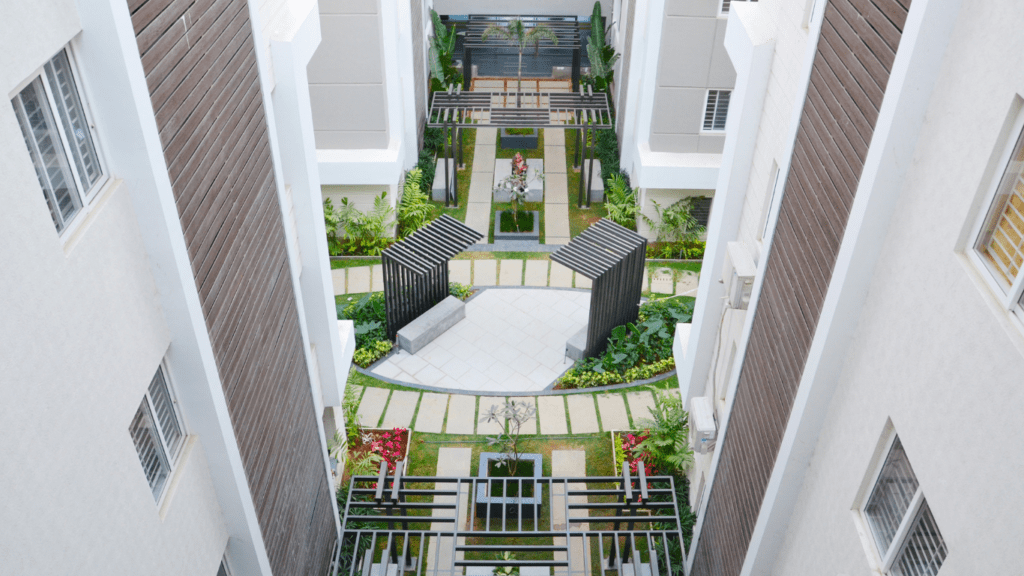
[690,1,910,575]
[128,1,336,575]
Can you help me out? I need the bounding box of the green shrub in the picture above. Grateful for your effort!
[398,169,430,238]
[633,387,694,474]
[353,340,393,367]
[417,149,437,198]
[324,198,343,256]
[339,292,387,348]
[647,241,705,260]
[449,281,473,300]
[605,173,638,230]
[499,210,534,232]
[557,298,693,389]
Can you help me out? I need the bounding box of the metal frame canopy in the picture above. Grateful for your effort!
[551,219,647,358]
[381,215,483,339]
[460,15,585,90]
[428,86,613,207]
[336,461,689,576]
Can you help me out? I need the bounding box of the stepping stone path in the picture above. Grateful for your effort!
[544,129,571,245]
[465,128,498,236]
[346,385,680,437]
[425,447,472,576]
[551,450,589,576]
[498,259,523,285]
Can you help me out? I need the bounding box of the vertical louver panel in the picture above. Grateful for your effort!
[128,0,337,574]
[690,1,912,575]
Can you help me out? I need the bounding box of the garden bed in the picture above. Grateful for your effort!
[343,427,411,479]
[493,210,540,241]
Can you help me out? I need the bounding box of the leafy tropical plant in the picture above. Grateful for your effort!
[481,19,558,107]
[481,399,537,475]
[642,198,706,245]
[633,387,694,475]
[398,169,431,238]
[324,198,343,255]
[342,383,363,442]
[492,552,520,576]
[429,10,462,91]
[449,281,473,300]
[586,2,620,93]
[333,192,396,256]
[605,173,638,229]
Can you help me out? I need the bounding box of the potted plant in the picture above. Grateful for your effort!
[476,400,542,519]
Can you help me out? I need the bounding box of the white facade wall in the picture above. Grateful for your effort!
[768,1,1024,573]
[0,1,229,573]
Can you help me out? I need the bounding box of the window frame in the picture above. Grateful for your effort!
[857,433,944,574]
[719,0,757,18]
[701,89,731,133]
[131,362,187,503]
[10,46,108,238]
[967,106,1024,326]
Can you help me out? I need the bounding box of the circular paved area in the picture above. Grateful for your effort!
[369,288,590,392]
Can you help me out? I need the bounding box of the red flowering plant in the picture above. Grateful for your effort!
[369,427,408,474]
[615,431,657,503]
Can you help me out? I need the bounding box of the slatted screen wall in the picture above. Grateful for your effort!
[127,1,336,574]
[690,1,911,574]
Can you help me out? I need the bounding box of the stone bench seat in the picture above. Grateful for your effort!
[396,295,465,354]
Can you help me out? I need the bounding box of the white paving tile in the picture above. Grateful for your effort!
[523,260,549,286]
[445,395,477,434]
[449,260,472,285]
[381,390,420,428]
[538,396,568,435]
[473,259,497,285]
[348,266,371,293]
[499,260,524,285]
[626,391,658,427]
[566,395,600,434]
[596,394,630,431]
[332,268,346,295]
[371,264,384,292]
[357,387,390,427]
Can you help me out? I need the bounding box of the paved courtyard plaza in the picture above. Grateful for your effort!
[370,288,589,392]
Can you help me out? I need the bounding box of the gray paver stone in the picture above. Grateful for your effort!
[538,396,568,435]
[651,268,673,294]
[358,387,390,427]
[676,270,699,296]
[331,268,346,295]
[348,266,371,293]
[414,392,449,433]
[575,273,592,289]
[523,259,549,286]
[499,260,524,285]
[626,391,657,427]
[381,390,420,429]
[566,394,600,434]
[596,394,630,431]
[474,259,497,285]
[549,261,573,287]
[371,264,384,292]
[445,395,478,434]
[449,260,472,285]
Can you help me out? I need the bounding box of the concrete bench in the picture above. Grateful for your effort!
[565,325,588,361]
[397,296,465,354]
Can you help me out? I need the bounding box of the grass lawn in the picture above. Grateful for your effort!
[488,201,544,243]
[565,130,608,238]
[495,128,545,159]
[330,258,381,270]
[426,127,476,224]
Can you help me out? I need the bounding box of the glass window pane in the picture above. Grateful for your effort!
[864,437,920,555]
[714,91,731,130]
[978,126,1024,288]
[45,50,102,191]
[12,78,80,231]
[130,401,170,500]
[148,367,183,458]
[890,501,947,576]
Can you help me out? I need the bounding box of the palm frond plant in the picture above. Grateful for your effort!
[481,18,558,107]
[605,173,638,230]
[641,197,705,246]
[586,1,620,93]
[398,168,430,238]
[429,10,462,91]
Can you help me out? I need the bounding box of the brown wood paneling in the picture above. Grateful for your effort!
[690,2,911,575]
[129,1,337,575]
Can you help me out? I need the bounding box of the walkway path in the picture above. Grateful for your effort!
[543,129,571,244]
[349,383,680,435]
[465,128,497,236]
[332,261,700,296]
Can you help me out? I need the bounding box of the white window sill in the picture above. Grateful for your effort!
[158,435,197,521]
[61,176,119,256]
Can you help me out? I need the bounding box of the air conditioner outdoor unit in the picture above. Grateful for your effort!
[689,396,717,454]
[722,241,756,309]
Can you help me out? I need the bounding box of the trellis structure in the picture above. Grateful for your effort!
[550,219,647,358]
[428,85,613,207]
[335,461,689,576]
[381,215,483,339]
[461,15,584,91]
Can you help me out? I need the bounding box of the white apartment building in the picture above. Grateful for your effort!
[0,0,353,574]
[678,0,1024,574]
[309,0,739,237]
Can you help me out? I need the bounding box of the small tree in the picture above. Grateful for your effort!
[481,18,558,107]
[586,1,619,93]
[481,399,537,475]
[494,153,542,231]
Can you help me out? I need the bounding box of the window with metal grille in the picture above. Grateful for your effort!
[970,111,1024,327]
[129,365,185,501]
[702,90,731,132]
[11,48,104,234]
[720,0,757,16]
[862,437,947,575]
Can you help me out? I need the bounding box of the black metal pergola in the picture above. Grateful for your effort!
[336,461,689,576]
[428,85,614,207]
[381,215,483,339]
[551,219,647,358]
[461,15,584,91]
